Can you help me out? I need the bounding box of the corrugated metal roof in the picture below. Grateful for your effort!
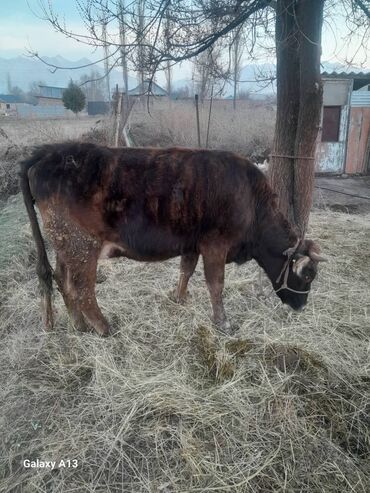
[322,71,370,78]
[0,94,22,103]
[351,92,370,107]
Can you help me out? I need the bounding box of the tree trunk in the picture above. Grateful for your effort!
[232,31,240,111]
[165,60,172,98]
[269,0,324,237]
[293,0,324,235]
[269,0,300,224]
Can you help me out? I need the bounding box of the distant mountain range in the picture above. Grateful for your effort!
[0,55,138,93]
[0,55,368,97]
[173,62,370,97]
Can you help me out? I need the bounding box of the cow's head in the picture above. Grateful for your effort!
[272,239,326,310]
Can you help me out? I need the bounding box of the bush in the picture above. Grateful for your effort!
[0,145,30,201]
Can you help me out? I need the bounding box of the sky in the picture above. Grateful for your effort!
[0,0,369,74]
[0,1,100,60]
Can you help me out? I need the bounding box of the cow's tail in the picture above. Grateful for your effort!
[19,155,54,330]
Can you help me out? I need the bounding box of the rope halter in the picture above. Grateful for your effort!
[274,238,311,295]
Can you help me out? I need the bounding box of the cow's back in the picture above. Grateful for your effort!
[26,143,270,259]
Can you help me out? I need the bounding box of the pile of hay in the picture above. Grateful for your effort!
[0,195,369,492]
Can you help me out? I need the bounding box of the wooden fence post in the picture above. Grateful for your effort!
[195,94,201,147]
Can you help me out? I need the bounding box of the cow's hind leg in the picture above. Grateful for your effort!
[55,248,110,337]
[200,244,231,333]
[171,254,199,303]
[70,252,110,337]
[54,254,89,332]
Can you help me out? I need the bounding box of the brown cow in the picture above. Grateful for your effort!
[20,142,325,336]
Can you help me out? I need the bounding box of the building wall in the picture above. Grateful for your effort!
[0,101,17,116]
[345,107,370,174]
[37,97,64,106]
[16,104,69,118]
[316,79,352,174]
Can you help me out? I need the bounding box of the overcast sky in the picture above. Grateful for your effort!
[0,0,369,73]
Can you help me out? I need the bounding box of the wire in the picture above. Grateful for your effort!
[315,185,370,201]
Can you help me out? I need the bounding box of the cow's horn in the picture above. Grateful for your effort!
[310,252,328,262]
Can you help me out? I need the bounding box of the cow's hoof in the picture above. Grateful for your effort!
[215,319,235,335]
[168,289,188,304]
[99,328,111,338]
[71,317,91,333]
[94,322,111,337]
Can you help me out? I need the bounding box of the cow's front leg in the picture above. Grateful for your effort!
[201,244,231,333]
[171,253,199,303]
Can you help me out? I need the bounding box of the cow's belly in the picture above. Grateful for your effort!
[102,221,196,261]
[99,240,186,262]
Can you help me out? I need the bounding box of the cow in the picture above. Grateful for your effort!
[20,142,326,336]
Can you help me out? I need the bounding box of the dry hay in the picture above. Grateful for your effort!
[0,195,369,492]
[130,99,274,160]
[0,118,109,201]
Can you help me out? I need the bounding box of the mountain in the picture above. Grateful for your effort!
[171,64,276,97]
[233,63,276,95]
[224,61,369,97]
[0,55,138,93]
[1,55,367,98]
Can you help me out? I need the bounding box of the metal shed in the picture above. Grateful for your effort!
[87,101,110,116]
[316,72,370,175]
[346,92,370,174]
[36,85,66,106]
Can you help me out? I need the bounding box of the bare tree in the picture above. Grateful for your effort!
[34,0,370,234]
[117,0,130,112]
[6,73,12,94]
[231,27,245,109]
[193,49,213,102]
[163,6,173,98]
[136,0,147,85]
[101,13,111,101]
[193,41,227,102]
[79,70,105,101]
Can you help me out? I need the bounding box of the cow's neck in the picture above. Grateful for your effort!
[253,210,298,284]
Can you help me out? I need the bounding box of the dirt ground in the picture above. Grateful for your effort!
[314,175,370,214]
[0,116,105,148]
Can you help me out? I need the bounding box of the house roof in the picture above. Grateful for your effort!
[322,71,370,79]
[127,80,167,97]
[38,85,67,90]
[37,85,66,100]
[322,72,370,90]
[0,94,22,103]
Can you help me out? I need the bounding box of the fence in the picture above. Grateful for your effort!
[16,105,69,119]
